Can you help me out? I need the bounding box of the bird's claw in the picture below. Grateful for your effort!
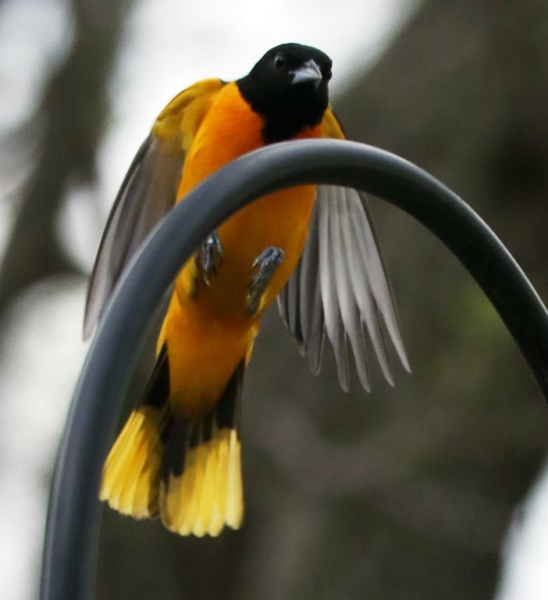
[197,231,223,284]
[247,246,285,315]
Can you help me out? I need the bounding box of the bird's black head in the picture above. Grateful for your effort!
[237,43,333,144]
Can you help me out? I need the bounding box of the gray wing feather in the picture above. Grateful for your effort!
[84,135,184,338]
[298,207,324,374]
[278,185,409,391]
[336,188,370,390]
[319,185,349,391]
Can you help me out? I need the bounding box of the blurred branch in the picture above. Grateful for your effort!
[0,0,134,314]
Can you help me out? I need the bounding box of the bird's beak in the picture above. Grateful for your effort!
[291,60,322,89]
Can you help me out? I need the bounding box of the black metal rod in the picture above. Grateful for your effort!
[40,139,548,600]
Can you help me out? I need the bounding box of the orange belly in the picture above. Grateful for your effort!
[160,82,322,417]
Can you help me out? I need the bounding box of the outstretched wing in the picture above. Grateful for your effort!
[277,108,409,391]
[84,79,225,338]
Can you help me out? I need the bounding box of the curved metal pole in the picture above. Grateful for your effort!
[40,139,548,600]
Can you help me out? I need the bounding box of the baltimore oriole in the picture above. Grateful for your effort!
[85,43,409,537]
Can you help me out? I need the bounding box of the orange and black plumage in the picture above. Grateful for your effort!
[85,43,409,537]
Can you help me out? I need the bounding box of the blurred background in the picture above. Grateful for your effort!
[1,0,548,598]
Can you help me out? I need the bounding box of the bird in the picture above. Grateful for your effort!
[85,43,409,537]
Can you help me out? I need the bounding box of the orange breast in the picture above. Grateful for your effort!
[160,82,323,417]
[173,82,321,322]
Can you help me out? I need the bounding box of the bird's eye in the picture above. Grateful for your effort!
[274,54,286,70]
[323,68,332,82]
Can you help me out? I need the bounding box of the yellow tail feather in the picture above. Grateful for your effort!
[100,407,164,519]
[160,426,243,537]
[100,408,243,537]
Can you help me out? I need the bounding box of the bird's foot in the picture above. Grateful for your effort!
[196,231,223,284]
[247,246,285,315]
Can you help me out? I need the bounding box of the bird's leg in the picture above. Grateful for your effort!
[195,230,223,285]
[247,246,285,315]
